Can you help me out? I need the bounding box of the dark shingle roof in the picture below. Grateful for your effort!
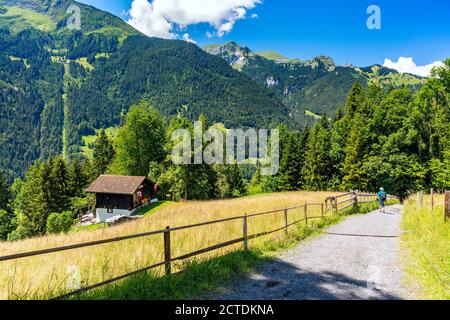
[86,175,150,195]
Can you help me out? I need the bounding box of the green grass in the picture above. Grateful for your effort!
[71,223,105,233]
[203,44,220,50]
[401,198,450,300]
[257,50,286,61]
[0,6,55,32]
[75,58,94,71]
[305,109,323,120]
[134,201,178,217]
[73,201,382,300]
[81,127,119,159]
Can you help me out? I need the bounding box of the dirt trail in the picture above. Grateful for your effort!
[216,205,414,300]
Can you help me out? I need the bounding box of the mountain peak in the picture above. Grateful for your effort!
[304,56,336,72]
[204,41,256,71]
[0,0,139,35]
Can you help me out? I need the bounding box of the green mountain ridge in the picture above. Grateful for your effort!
[0,0,289,182]
[204,42,427,123]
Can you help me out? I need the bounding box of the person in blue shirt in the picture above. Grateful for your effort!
[377,187,387,213]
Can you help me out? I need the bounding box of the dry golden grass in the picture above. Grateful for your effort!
[0,191,338,299]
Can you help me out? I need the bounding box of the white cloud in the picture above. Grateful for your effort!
[383,57,444,77]
[182,33,197,44]
[128,0,261,40]
[251,13,258,19]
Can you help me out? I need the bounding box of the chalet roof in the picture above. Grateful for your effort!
[86,175,152,195]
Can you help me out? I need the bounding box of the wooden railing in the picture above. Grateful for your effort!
[0,191,390,299]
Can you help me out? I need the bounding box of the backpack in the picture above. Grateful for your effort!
[381,193,387,201]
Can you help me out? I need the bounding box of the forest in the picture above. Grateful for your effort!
[0,59,448,242]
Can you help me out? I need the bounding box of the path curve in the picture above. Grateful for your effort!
[216,205,413,300]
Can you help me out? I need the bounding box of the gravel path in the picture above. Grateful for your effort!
[216,205,413,300]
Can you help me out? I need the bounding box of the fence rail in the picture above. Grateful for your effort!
[0,191,389,299]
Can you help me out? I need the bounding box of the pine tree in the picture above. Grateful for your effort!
[50,157,71,212]
[303,122,332,190]
[278,130,303,190]
[0,170,10,211]
[341,113,369,191]
[345,82,365,117]
[93,129,115,176]
[68,158,92,197]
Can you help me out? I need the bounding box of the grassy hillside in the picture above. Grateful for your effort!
[257,50,286,61]
[401,194,450,300]
[0,191,339,299]
[0,6,55,32]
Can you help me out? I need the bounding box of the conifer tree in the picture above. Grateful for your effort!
[50,157,71,212]
[341,113,369,191]
[345,82,365,117]
[93,129,115,176]
[303,122,332,190]
[0,170,10,211]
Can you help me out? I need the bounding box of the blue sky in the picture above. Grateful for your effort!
[78,0,450,69]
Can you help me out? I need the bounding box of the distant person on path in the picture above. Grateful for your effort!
[377,187,387,213]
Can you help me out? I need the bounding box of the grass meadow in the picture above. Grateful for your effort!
[0,191,381,300]
[401,194,450,300]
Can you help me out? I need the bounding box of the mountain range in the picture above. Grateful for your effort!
[204,41,426,123]
[0,0,426,181]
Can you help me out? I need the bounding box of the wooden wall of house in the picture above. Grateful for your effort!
[96,193,134,210]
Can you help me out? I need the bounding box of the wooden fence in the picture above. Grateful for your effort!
[445,191,450,222]
[417,189,450,221]
[0,191,388,300]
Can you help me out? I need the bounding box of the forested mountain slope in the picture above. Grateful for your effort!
[0,0,288,181]
[205,42,426,123]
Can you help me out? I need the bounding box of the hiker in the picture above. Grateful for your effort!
[377,187,387,213]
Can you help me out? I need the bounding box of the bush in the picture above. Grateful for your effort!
[0,209,17,241]
[46,211,74,234]
[7,225,32,242]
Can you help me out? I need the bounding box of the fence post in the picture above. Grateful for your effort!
[243,214,248,250]
[284,208,288,236]
[321,203,324,218]
[431,188,434,211]
[334,197,338,214]
[304,203,308,226]
[417,192,423,207]
[164,226,171,275]
[445,192,450,222]
[354,190,359,209]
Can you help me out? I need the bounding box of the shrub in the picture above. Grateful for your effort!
[0,210,16,241]
[46,211,74,234]
[7,225,32,242]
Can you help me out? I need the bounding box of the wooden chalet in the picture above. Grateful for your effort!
[86,175,158,222]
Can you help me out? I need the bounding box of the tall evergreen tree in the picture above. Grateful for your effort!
[93,129,115,176]
[0,170,10,211]
[278,130,303,190]
[50,157,71,212]
[303,122,332,190]
[341,113,370,191]
[68,158,92,198]
[345,82,365,117]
